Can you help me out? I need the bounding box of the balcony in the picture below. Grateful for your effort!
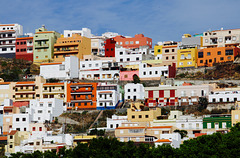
[71,100,92,103]
[70,85,93,88]
[71,91,92,95]
[34,43,49,48]
[42,89,64,93]
[54,42,79,46]
[0,36,16,39]
[54,49,78,54]
[15,97,35,100]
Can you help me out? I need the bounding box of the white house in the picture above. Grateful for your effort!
[12,114,30,132]
[64,28,92,38]
[26,98,64,123]
[155,133,181,148]
[124,83,144,101]
[115,47,142,63]
[97,83,121,110]
[208,91,240,103]
[107,114,128,129]
[139,62,169,79]
[40,56,79,80]
[176,115,203,138]
[102,32,119,38]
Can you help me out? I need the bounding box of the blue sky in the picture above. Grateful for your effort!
[1,0,240,44]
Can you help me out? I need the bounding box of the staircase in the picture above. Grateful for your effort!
[87,110,103,132]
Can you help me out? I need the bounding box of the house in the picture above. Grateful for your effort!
[97,83,121,110]
[124,83,144,101]
[64,28,92,38]
[26,98,64,123]
[208,90,240,103]
[40,55,79,80]
[155,133,181,148]
[107,115,127,130]
[231,101,240,126]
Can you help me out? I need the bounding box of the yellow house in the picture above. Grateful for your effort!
[154,45,162,56]
[177,46,198,68]
[73,135,97,146]
[5,130,29,154]
[231,101,240,126]
[127,102,161,122]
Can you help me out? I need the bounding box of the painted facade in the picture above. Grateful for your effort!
[177,46,198,68]
[15,36,33,61]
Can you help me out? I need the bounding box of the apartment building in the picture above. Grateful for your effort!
[40,55,79,80]
[161,41,178,66]
[26,98,64,123]
[177,46,198,68]
[13,76,45,102]
[0,82,15,104]
[96,83,121,110]
[15,36,33,61]
[124,83,144,101]
[202,28,240,48]
[33,25,61,63]
[53,34,91,62]
[12,113,30,132]
[114,34,152,49]
[67,82,97,110]
[107,115,127,129]
[197,47,240,67]
[231,102,240,126]
[41,82,67,102]
[145,86,178,107]
[0,24,23,58]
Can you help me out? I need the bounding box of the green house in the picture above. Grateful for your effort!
[203,114,231,129]
[33,25,61,63]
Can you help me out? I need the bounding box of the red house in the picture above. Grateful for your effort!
[15,36,33,61]
[104,38,116,57]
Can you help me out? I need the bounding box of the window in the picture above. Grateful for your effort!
[22,118,26,121]
[149,71,152,75]
[235,114,239,119]
[179,62,183,65]
[120,130,124,134]
[38,110,42,113]
[136,41,139,44]
[120,52,123,55]
[129,129,144,133]
[157,49,160,52]
[155,71,158,74]
[48,103,52,107]
[124,75,128,78]
[143,72,146,75]
[220,57,224,60]
[36,142,40,145]
[132,115,135,119]
[120,59,123,62]
[207,52,211,56]
[207,123,211,129]
[10,136,13,139]
[127,58,130,61]
[136,57,139,61]
[165,49,169,53]
[16,118,19,121]
[130,41,133,44]
[172,56,175,59]
[59,65,65,70]
[145,115,149,118]
[219,38,223,43]
[33,127,36,131]
[10,145,13,148]
[89,64,92,67]
[39,127,42,131]
[200,60,203,63]
[233,36,236,41]
[125,41,129,44]
[205,39,208,43]
[209,59,212,63]
[198,52,203,58]
[40,103,43,107]
[225,49,233,55]
[218,51,221,55]
[110,124,113,128]
[166,56,169,60]
[139,115,142,118]
[128,89,130,92]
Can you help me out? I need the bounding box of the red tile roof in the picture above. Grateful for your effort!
[8,130,17,136]
[13,102,29,107]
[155,139,171,142]
[195,133,207,137]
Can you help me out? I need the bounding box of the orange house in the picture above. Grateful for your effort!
[113,34,152,49]
[67,82,97,110]
[197,46,240,67]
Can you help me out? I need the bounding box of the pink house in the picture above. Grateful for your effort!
[120,70,139,81]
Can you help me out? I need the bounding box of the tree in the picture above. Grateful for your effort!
[132,74,140,84]
[198,97,208,112]
[174,129,188,139]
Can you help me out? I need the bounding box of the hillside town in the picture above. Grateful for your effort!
[1,23,240,157]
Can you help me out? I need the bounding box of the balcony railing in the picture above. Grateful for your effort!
[34,43,49,48]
